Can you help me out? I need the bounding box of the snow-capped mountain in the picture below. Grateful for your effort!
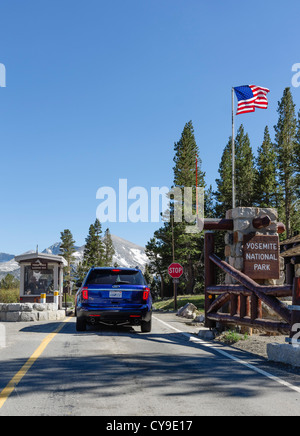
[109,235,149,269]
[0,235,149,280]
[43,235,149,270]
[0,257,20,279]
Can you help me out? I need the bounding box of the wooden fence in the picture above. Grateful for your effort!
[203,218,300,341]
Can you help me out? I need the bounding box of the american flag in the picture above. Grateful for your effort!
[234,85,270,115]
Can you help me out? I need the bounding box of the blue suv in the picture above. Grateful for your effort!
[75,267,152,333]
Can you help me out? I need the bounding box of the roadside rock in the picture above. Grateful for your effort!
[194,314,205,323]
[177,303,197,319]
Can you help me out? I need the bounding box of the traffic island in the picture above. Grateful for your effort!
[0,303,65,322]
[198,327,215,340]
[267,343,300,368]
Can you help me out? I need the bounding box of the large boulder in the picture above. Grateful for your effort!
[177,303,197,319]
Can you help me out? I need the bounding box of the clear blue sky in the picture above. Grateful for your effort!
[1,0,300,254]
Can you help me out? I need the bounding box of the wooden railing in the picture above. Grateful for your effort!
[203,221,300,341]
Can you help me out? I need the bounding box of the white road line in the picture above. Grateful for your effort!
[153,316,300,395]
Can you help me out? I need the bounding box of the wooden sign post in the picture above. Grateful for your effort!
[243,234,280,280]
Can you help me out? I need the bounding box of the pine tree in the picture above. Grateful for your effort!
[215,138,233,217]
[143,264,153,287]
[173,121,206,189]
[93,219,105,265]
[60,229,76,294]
[83,219,104,268]
[172,121,206,293]
[293,110,300,232]
[145,237,167,297]
[215,125,255,214]
[103,228,115,266]
[146,121,207,295]
[235,124,256,207]
[255,126,278,208]
[296,110,300,193]
[274,87,298,238]
[76,261,88,284]
[83,224,96,267]
[0,273,20,290]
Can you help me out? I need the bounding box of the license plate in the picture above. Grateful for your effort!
[109,291,122,298]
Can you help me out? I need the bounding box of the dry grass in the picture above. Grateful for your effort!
[0,287,19,303]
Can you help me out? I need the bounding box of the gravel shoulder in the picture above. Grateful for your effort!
[156,311,286,359]
[155,310,300,373]
[220,332,287,359]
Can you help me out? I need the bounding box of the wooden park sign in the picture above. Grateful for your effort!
[31,259,48,271]
[243,234,280,280]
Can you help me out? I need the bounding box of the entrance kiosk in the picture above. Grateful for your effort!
[15,252,67,308]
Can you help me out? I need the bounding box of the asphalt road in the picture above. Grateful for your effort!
[1,313,300,416]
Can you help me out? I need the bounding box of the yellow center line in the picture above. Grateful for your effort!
[0,316,73,410]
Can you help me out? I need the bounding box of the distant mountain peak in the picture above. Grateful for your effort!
[0,253,14,263]
[0,235,149,279]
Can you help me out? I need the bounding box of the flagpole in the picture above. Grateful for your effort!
[231,87,236,209]
[196,154,198,218]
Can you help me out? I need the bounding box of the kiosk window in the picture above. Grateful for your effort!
[24,266,54,295]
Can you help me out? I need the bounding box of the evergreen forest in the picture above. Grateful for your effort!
[146,87,300,297]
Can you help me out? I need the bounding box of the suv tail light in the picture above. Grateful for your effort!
[142,288,150,302]
[82,287,88,300]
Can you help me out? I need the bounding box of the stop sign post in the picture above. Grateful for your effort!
[168,263,183,279]
[168,263,183,310]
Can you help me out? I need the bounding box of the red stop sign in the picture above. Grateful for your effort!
[168,263,183,279]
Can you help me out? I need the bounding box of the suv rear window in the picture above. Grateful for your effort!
[85,269,146,286]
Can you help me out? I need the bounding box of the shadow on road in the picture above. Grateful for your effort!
[0,316,296,409]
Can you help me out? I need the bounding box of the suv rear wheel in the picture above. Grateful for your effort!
[141,317,152,333]
[76,317,87,332]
